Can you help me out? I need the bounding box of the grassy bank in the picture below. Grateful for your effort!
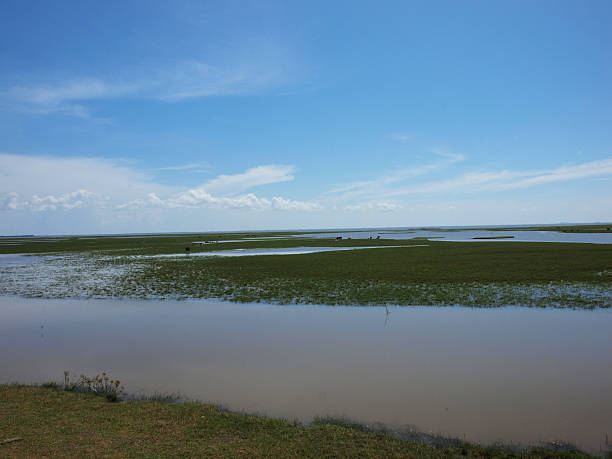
[0,385,595,458]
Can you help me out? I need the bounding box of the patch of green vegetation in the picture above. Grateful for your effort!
[312,415,373,432]
[0,232,410,256]
[0,385,597,458]
[0,232,297,255]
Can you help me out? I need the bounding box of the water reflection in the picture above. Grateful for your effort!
[0,297,610,453]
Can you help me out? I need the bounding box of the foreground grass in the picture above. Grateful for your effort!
[0,385,595,458]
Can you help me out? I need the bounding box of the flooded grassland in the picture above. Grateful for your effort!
[1,233,610,308]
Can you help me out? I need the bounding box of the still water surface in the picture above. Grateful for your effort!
[1,297,610,453]
[304,229,612,244]
[137,245,418,258]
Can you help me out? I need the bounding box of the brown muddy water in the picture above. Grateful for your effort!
[1,296,610,453]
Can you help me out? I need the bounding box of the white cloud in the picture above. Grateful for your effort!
[2,190,100,212]
[117,191,321,212]
[1,192,19,210]
[118,181,321,212]
[28,190,96,212]
[0,153,173,200]
[3,152,611,235]
[344,200,402,211]
[165,190,275,210]
[0,154,319,216]
[118,164,307,211]
[199,165,295,196]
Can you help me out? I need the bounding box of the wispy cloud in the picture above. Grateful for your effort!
[1,43,292,117]
[325,155,612,209]
[382,158,612,197]
[149,59,285,102]
[385,132,413,141]
[326,149,465,202]
[152,162,212,172]
[2,79,135,117]
[199,165,295,196]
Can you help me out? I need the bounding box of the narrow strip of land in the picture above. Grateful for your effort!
[0,386,593,458]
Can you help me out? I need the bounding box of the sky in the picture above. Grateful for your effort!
[1,0,611,235]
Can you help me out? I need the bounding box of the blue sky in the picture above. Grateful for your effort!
[1,0,611,234]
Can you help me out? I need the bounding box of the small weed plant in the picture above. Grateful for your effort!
[63,370,124,402]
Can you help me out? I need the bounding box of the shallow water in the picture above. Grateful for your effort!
[137,245,420,258]
[0,254,41,267]
[304,229,612,244]
[1,296,610,453]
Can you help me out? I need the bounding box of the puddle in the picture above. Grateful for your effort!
[0,296,610,453]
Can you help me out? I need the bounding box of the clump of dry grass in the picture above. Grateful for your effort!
[62,370,124,402]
